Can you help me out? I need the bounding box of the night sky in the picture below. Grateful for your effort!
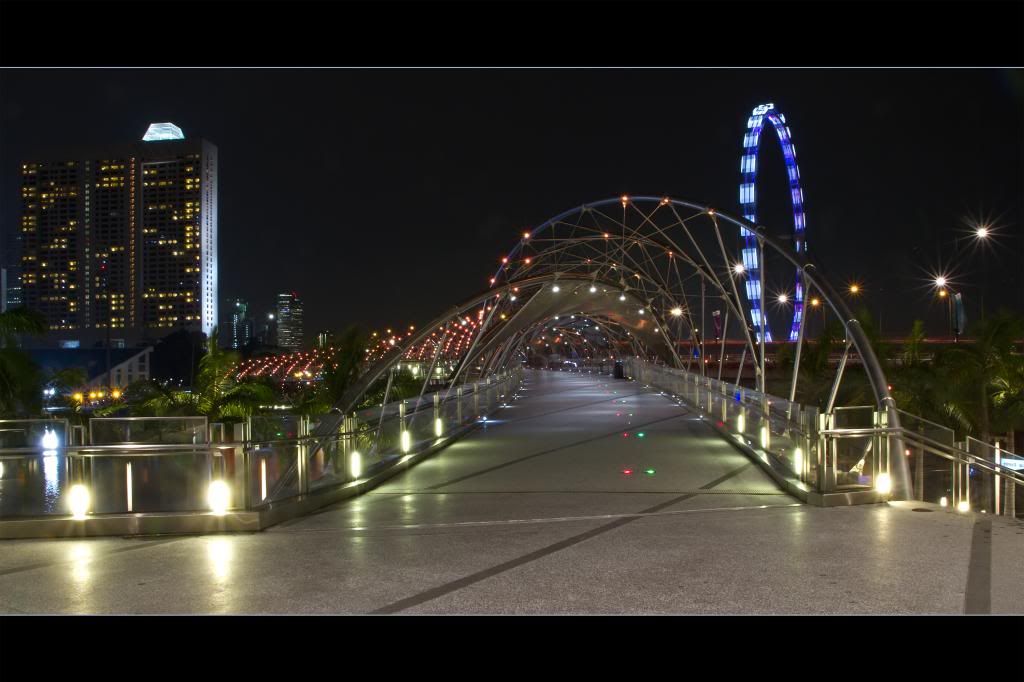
[2,69,1022,337]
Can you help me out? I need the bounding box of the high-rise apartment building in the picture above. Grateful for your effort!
[18,122,217,347]
[223,298,254,350]
[276,292,303,351]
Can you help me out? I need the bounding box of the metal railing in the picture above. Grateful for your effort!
[0,368,523,525]
[625,358,1023,515]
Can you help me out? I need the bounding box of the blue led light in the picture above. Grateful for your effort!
[738,103,808,342]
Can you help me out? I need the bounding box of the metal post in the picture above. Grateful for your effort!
[717,307,729,383]
[916,426,925,501]
[825,341,852,416]
[994,442,1001,515]
[456,386,464,423]
[296,415,309,495]
[788,281,809,421]
[758,238,767,404]
[735,345,747,387]
[700,277,706,378]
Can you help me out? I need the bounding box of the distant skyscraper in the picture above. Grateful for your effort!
[276,292,303,351]
[18,122,217,346]
[223,298,254,349]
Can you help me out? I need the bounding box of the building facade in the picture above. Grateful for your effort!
[223,297,254,349]
[276,292,303,351]
[18,122,217,347]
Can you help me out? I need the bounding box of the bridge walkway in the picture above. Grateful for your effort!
[0,370,1020,613]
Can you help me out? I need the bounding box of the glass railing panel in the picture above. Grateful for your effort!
[0,419,70,449]
[0,449,71,516]
[832,433,876,490]
[89,417,209,445]
[251,440,301,504]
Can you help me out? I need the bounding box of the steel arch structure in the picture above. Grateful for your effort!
[323,197,910,499]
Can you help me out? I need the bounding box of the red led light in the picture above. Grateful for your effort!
[623,432,629,437]
[622,469,633,475]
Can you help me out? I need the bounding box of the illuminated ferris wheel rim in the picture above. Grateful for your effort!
[738,102,808,343]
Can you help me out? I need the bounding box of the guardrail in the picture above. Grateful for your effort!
[0,367,523,537]
[624,358,1022,516]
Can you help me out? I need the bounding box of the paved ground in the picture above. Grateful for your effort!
[0,370,1021,614]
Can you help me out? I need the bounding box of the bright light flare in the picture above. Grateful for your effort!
[350,450,362,479]
[40,429,59,450]
[208,480,230,515]
[733,263,745,275]
[957,500,970,513]
[670,307,682,317]
[875,473,892,495]
[68,484,90,519]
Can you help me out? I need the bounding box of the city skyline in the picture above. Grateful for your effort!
[11,122,218,347]
[2,70,1021,341]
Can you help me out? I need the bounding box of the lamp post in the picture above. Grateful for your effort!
[809,296,823,337]
[935,277,960,343]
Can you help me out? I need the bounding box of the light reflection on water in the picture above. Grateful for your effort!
[43,450,60,510]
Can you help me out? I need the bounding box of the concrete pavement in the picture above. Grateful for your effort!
[0,370,1021,614]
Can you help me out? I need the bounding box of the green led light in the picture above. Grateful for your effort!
[644,468,656,475]
[637,432,645,438]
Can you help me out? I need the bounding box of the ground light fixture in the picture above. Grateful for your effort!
[875,472,892,495]
[68,484,90,519]
[434,418,444,437]
[401,429,411,453]
[957,500,970,513]
[939,496,948,508]
[349,451,362,479]
[208,480,230,515]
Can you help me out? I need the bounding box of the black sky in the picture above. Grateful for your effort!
[1,69,1022,337]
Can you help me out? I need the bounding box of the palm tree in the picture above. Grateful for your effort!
[109,328,277,422]
[0,308,48,417]
[290,326,367,416]
[934,310,1024,445]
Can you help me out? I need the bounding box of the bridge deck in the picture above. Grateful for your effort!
[0,370,1021,614]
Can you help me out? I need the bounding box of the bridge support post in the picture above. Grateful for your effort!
[473,384,480,417]
[297,415,309,495]
[916,426,925,500]
[819,412,834,493]
[721,381,728,422]
[433,393,441,437]
[457,387,464,423]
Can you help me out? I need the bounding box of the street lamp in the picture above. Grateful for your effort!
[934,276,959,342]
[809,296,825,335]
